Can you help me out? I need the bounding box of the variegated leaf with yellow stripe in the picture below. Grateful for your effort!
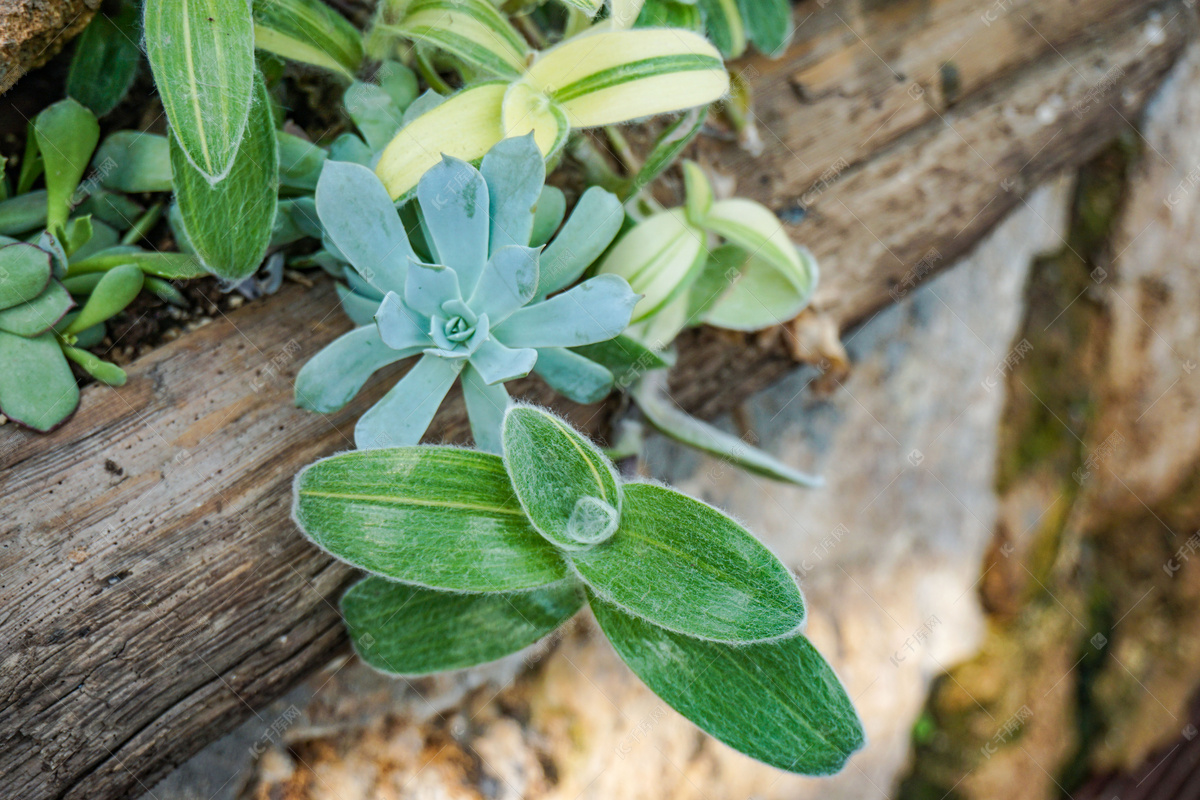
[373,0,529,78]
[252,0,365,78]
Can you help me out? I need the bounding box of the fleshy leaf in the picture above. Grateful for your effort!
[316,160,414,293]
[344,81,405,152]
[632,370,822,486]
[469,337,537,385]
[738,0,793,56]
[354,353,462,449]
[536,187,624,296]
[417,157,490,292]
[571,482,805,641]
[0,191,49,236]
[682,160,713,225]
[571,335,674,389]
[468,246,539,324]
[62,345,127,386]
[494,274,638,348]
[95,132,174,193]
[480,134,544,253]
[591,595,865,774]
[695,0,746,58]
[462,363,510,453]
[404,262,461,318]
[144,0,256,182]
[0,279,73,336]
[523,29,728,128]
[67,250,208,280]
[375,291,429,351]
[170,74,278,281]
[295,325,413,413]
[33,99,100,235]
[529,185,566,248]
[67,4,143,117]
[533,347,614,404]
[293,446,568,591]
[277,131,327,192]
[626,106,705,198]
[0,330,79,432]
[0,244,52,311]
[502,405,622,549]
[343,577,582,675]
[61,264,143,336]
[500,82,571,159]
[252,0,364,77]
[376,82,507,201]
[702,243,819,331]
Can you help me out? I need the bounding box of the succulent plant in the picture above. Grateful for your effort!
[295,135,639,452]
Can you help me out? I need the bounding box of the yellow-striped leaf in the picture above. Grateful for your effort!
[252,0,364,77]
[379,0,529,78]
[523,28,727,128]
[145,0,256,182]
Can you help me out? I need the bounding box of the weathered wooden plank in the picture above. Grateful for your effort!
[0,1,1191,798]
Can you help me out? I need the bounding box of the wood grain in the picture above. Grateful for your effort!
[0,0,1192,797]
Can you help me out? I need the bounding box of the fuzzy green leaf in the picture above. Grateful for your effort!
[591,595,865,774]
[294,446,568,592]
[67,4,143,117]
[572,482,805,641]
[343,577,583,675]
[0,330,79,432]
[503,406,622,549]
[170,73,278,281]
[145,0,256,182]
[33,99,100,235]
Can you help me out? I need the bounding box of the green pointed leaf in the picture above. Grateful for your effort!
[0,244,52,311]
[343,577,583,675]
[252,0,364,77]
[170,73,278,281]
[502,406,622,549]
[145,0,256,182]
[626,106,705,199]
[294,446,568,592]
[0,279,73,336]
[591,595,864,774]
[572,482,804,641]
[62,263,143,336]
[95,132,174,193]
[0,330,79,432]
[33,99,100,235]
[67,5,143,117]
[632,370,822,486]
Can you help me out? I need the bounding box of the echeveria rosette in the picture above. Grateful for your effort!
[292,404,865,775]
[295,135,638,451]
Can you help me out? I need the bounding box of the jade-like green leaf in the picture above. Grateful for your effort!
[0,190,49,236]
[493,275,638,348]
[145,0,256,182]
[343,577,583,675]
[252,0,364,77]
[0,330,79,432]
[62,263,143,336]
[0,244,52,311]
[503,406,622,549]
[591,595,865,774]
[293,446,568,592]
[62,345,127,386]
[572,482,805,641]
[0,279,73,336]
[33,99,100,235]
[67,4,143,117]
[96,132,174,193]
[170,73,278,281]
[632,370,823,486]
[277,131,327,192]
[68,249,208,280]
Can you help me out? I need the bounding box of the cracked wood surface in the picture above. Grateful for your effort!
[0,0,1192,797]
